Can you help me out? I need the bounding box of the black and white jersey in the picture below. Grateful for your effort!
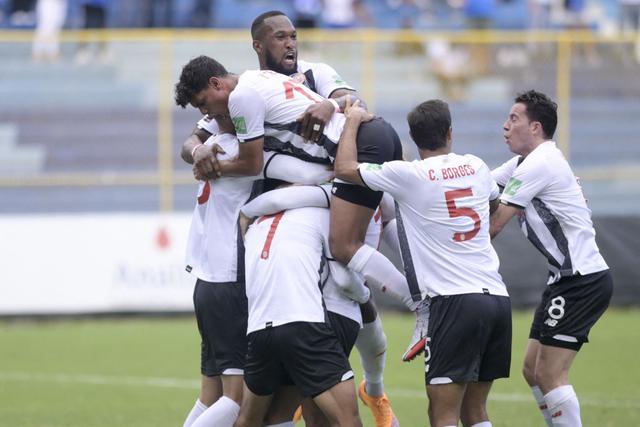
[196,59,353,135]
[492,141,608,283]
[228,70,346,165]
[185,134,255,282]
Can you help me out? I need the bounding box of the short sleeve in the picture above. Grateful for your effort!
[196,115,220,135]
[500,155,550,209]
[491,156,519,188]
[358,160,415,199]
[310,62,354,98]
[228,85,266,142]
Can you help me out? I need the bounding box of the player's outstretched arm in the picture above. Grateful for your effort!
[241,184,332,218]
[489,202,520,238]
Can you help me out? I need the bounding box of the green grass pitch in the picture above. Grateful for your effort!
[1,309,638,426]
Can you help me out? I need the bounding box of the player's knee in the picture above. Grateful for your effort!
[329,235,358,264]
[460,405,488,426]
[522,361,536,386]
[232,413,249,427]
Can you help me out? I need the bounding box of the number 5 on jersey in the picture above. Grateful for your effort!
[445,188,481,242]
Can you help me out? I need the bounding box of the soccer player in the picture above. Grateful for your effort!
[181,127,255,427]
[180,118,333,427]
[236,201,363,427]
[490,90,613,427]
[334,98,512,427]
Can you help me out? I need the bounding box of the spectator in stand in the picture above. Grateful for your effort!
[191,0,214,28]
[8,0,36,26]
[463,0,495,74]
[32,0,68,62]
[74,0,111,65]
[618,0,640,63]
[293,0,322,28]
[322,0,371,28]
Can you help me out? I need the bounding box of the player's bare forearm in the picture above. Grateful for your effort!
[489,203,519,239]
[334,115,365,186]
[215,138,264,178]
[181,127,211,164]
[330,89,367,112]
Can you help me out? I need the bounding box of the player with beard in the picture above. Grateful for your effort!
[180,11,400,427]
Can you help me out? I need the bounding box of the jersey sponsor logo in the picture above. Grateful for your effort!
[232,116,247,134]
[364,163,382,171]
[504,177,523,196]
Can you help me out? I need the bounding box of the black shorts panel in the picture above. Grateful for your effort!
[193,279,248,376]
[331,118,402,210]
[355,118,403,164]
[244,322,353,398]
[426,293,512,385]
[529,270,613,351]
[327,311,360,357]
[332,181,382,210]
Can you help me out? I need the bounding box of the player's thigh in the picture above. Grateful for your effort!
[460,381,492,425]
[536,344,578,391]
[301,397,331,427]
[522,338,541,385]
[234,383,273,427]
[328,195,375,259]
[426,382,467,424]
[312,378,361,426]
[264,385,302,425]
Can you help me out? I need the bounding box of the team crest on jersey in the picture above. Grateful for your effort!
[365,163,382,171]
[290,73,307,85]
[504,177,523,196]
[332,74,347,85]
[232,116,247,134]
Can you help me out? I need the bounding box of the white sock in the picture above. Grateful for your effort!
[190,396,240,427]
[264,423,295,427]
[544,385,582,427]
[355,316,387,397]
[347,245,416,310]
[532,385,554,426]
[470,422,492,427]
[183,399,208,427]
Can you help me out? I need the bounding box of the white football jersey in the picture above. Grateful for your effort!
[295,59,354,98]
[228,70,346,164]
[244,207,329,334]
[185,134,255,282]
[240,183,379,326]
[492,141,608,283]
[196,59,353,135]
[358,153,508,298]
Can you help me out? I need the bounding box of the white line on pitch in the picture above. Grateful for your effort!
[1,372,638,410]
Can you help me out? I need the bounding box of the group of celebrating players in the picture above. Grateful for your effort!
[174,10,613,427]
